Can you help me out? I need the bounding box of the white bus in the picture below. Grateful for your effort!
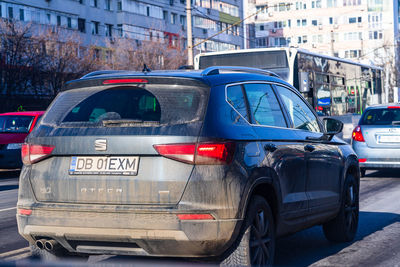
[194,47,383,116]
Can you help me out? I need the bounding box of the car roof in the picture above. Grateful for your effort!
[0,111,45,116]
[365,103,400,110]
[66,67,293,89]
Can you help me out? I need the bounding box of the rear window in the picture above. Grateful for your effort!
[0,115,34,133]
[360,108,400,125]
[41,85,208,127]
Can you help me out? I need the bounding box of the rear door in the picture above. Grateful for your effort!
[238,82,308,220]
[26,77,209,205]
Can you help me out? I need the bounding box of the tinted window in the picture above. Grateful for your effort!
[360,108,400,125]
[243,83,287,127]
[199,51,288,69]
[42,85,208,126]
[63,88,161,123]
[276,85,321,132]
[0,115,34,133]
[227,85,249,121]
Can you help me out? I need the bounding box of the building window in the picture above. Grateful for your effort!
[67,17,72,28]
[329,17,333,24]
[117,1,122,11]
[170,13,177,24]
[90,0,98,7]
[302,19,307,26]
[19,9,24,21]
[57,15,61,26]
[46,13,51,24]
[105,24,113,37]
[327,0,337,7]
[163,10,168,20]
[312,20,317,26]
[8,7,13,19]
[91,21,99,35]
[117,24,123,36]
[78,18,86,32]
[303,35,307,43]
[146,6,150,16]
[104,0,112,10]
[297,19,300,26]
[180,15,186,27]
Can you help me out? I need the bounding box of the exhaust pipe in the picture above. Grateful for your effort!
[35,239,47,250]
[44,240,60,251]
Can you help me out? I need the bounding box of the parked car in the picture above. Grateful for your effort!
[17,67,360,265]
[0,111,44,169]
[352,104,400,177]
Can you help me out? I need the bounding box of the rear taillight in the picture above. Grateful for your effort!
[352,126,365,142]
[153,142,235,165]
[21,144,55,165]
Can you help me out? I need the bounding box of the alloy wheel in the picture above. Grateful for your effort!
[250,209,273,265]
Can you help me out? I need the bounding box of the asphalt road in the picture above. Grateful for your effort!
[1,169,400,266]
[0,170,28,256]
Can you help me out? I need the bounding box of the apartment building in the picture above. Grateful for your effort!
[245,0,399,101]
[0,0,243,53]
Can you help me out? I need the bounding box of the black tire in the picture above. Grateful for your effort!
[323,174,359,242]
[222,195,275,266]
[360,168,366,177]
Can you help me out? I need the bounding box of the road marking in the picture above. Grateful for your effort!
[0,207,16,213]
[4,251,31,261]
[0,247,30,259]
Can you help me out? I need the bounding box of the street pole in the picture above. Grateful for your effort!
[186,0,193,66]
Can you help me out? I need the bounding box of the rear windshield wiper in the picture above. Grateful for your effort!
[102,119,160,127]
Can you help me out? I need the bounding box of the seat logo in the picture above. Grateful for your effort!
[95,139,107,151]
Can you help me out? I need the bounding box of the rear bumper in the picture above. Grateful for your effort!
[17,207,240,257]
[352,141,400,169]
[0,148,22,169]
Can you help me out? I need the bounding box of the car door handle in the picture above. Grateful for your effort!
[264,143,277,152]
[304,144,315,152]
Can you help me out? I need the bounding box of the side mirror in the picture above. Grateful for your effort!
[323,118,343,137]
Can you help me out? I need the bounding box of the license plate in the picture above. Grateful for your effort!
[69,156,139,175]
[377,135,400,143]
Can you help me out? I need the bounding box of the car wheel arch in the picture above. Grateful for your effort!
[239,176,281,226]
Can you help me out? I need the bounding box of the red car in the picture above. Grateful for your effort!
[0,111,45,169]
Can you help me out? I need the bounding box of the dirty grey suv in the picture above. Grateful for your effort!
[17,67,360,265]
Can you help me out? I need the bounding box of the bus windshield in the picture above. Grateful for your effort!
[198,50,289,80]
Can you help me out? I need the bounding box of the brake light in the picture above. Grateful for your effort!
[358,158,367,163]
[352,126,365,142]
[177,214,215,220]
[103,78,148,85]
[388,106,400,109]
[18,209,32,216]
[153,142,235,165]
[21,144,55,165]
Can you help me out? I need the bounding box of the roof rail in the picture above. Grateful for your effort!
[80,70,127,79]
[201,66,280,78]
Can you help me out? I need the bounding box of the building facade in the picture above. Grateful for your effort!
[0,0,243,54]
[245,0,400,102]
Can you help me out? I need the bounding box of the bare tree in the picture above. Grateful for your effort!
[39,28,100,95]
[0,20,46,96]
[105,37,186,71]
[368,41,399,103]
